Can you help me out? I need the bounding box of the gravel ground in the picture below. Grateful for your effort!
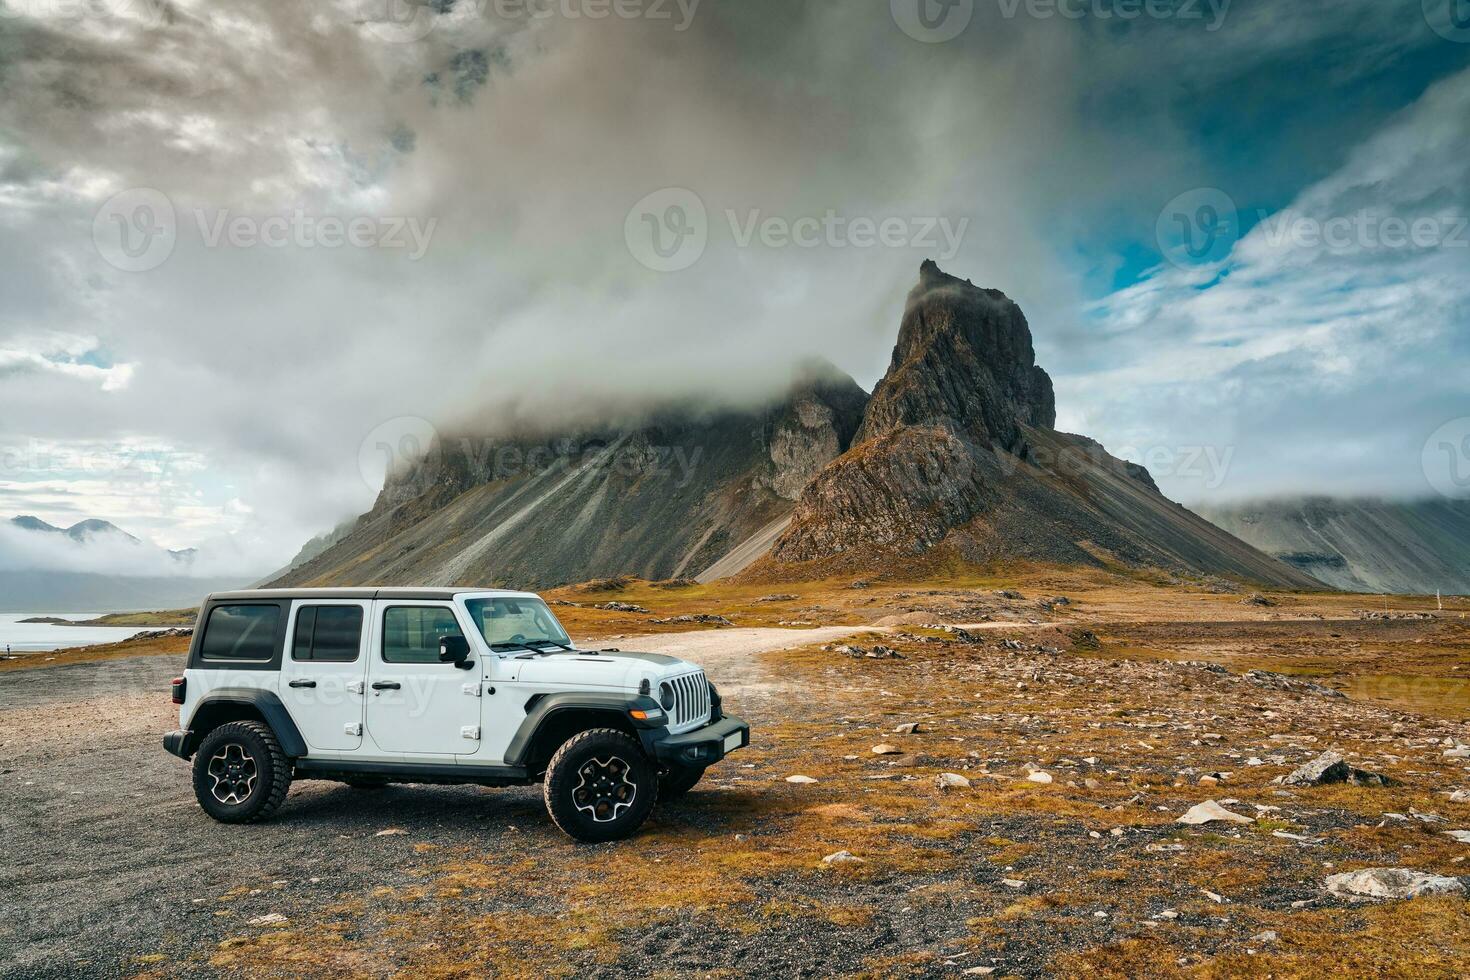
[0,627,840,978]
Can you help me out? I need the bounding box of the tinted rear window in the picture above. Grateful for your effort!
[292,605,363,662]
[200,604,280,662]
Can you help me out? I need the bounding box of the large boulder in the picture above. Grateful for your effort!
[1325,868,1465,901]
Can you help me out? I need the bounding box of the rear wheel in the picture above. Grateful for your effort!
[192,720,292,824]
[659,764,706,800]
[543,729,658,843]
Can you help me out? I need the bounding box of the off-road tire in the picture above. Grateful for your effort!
[192,720,292,824]
[543,728,658,843]
[659,764,706,800]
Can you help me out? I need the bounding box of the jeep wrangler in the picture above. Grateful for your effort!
[163,588,749,842]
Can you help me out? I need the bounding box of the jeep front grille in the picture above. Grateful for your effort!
[668,670,710,729]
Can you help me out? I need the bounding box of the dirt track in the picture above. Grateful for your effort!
[0,626,844,978]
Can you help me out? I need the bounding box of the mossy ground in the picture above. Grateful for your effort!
[114,569,1470,977]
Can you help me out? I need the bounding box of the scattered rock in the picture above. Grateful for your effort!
[1026,771,1054,785]
[1000,878,1027,889]
[1069,629,1101,650]
[375,827,409,837]
[821,851,865,866]
[936,772,971,790]
[1282,750,1387,787]
[595,602,650,614]
[247,913,288,926]
[1243,670,1345,699]
[1177,801,1252,825]
[785,775,819,784]
[756,594,799,602]
[1443,830,1470,844]
[651,614,733,626]
[1324,868,1465,901]
[894,722,921,734]
[1240,593,1276,607]
[1250,930,1279,945]
[994,590,1023,600]
[872,744,903,755]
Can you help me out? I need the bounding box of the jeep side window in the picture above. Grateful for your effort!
[292,605,363,662]
[199,604,280,661]
[382,606,465,664]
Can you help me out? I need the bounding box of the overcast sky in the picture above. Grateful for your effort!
[1,0,1467,574]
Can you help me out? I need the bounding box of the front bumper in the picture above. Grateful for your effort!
[163,729,191,759]
[646,714,749,767]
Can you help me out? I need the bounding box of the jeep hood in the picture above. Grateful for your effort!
[508,648,699,692]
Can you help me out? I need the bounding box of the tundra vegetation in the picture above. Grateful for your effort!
[13,566,1468,977]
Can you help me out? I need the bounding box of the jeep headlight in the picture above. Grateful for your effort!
[659,681,676,711]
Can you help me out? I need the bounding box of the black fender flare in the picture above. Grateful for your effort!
[503,692,665,767]
[184,688,308,759]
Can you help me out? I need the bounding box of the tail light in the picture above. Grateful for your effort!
[170,676,186,705]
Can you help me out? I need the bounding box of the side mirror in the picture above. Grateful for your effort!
[438,635,472,668]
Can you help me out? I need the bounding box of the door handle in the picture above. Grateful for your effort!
[371,681,402,691]
[288,679,317,689]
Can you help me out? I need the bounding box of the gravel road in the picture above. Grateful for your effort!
[0,626,850,978]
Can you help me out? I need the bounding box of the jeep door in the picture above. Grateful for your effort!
[279,600,367,752]
[365,601,483,758]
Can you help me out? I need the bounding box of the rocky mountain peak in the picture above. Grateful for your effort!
[856,260,1055,449]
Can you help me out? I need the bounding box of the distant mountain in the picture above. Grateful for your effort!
[10,516,140,544]
[1197,497,1470,595]
[278,261,1313,591]
[1,515,250,611]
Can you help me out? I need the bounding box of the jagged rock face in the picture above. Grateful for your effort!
[770,261,1315,589]
[774,427,986,559]
[857,260,1055,449]
[756,381,869,501]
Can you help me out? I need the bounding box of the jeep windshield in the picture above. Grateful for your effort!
[464,596,573,652]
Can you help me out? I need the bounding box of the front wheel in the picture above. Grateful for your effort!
[543,729,658,843]
[659,764,706,800]
[191,720,292,824]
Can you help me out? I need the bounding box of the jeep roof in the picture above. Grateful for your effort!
[203,587,538,602]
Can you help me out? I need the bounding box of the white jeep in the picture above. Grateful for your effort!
[163,588,749,842]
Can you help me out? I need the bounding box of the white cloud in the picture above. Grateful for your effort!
[1069,67,1470,504]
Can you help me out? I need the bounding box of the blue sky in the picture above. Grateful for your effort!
[0,0,1466,572]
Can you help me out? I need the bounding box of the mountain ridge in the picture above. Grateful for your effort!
[278,262,1317,592]
[1198,496,1470,595]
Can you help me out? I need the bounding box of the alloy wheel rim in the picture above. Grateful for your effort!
[207,742,258,805]
[571,755,637,823]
